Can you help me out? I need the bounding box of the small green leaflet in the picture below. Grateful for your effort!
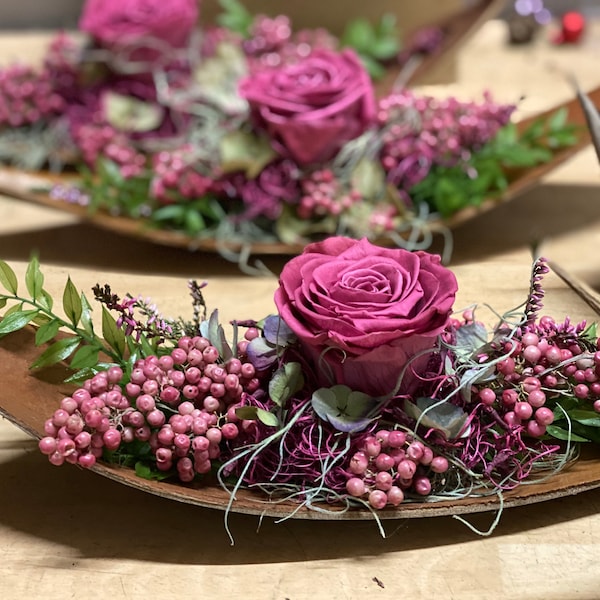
[0,309,39,337]
[62,277,82,327]
[268,362,304,407]
[69,344,100,370]
[30,337,80,369]
[101,306,126,357]
[25,256,44,302]
[0,260,18,294]
[235,405,279,427]
[34,319,61,346]
[79,293,95,336]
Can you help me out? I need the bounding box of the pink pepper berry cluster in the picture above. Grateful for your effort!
[298,168,361,219]
[39,331,264,482]
[345,428,449,509]
[38,366,129,469]
[468,315,600,438]
[71,117,146,177]
[377,90,515,188]
[0,63,65,127]
[243,14,336,70]
[150,146,213,203]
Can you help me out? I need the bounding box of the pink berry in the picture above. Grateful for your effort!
[386,486,404,506]
[349,451,369,475]
[478,387,496,406]
[396,459,417,479]
[430,456,449,473]
[346,477,366,497]
[387,430,407,448]
[38,437,57,455]
[526,420,546,437]
[414,476,432,496]
[514,401,533,420]
[535,407,554,426]
[374,453,395,471]
[368,489,388,509]
[527,389,546,408]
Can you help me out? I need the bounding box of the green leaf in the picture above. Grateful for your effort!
[25,256,44,301]
[0,260,18,294]
[217,0,253,37]
[545,424,590,443]
[548,107,568,132]
[104,92,163,132]
[69,344,100,370]
[256,408,279,427]
[30,336,80,369]
[235,406,258,420]
[0,297,6,309]
[101,306,126,357]
[62,277,83,327]
[568,409,600,427]
[38,289,54,311]
[219,130,277,178]
[80,293,95,336]
[268,362,304,407]
[0,309,39,337]
[311,384,380,433]
[64,366,99,384]
[135,461,173,481]
[35,318,61,346]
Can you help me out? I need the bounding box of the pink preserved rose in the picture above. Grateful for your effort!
[79,0,199,53]
[239,49,376,166]
[274,237,458,397]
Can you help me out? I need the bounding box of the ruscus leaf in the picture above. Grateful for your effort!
[101,306,126,357]
[0,260,18,294]
[69,344,100,370]
[34,319,61,346]
[0,309,39,337]
[63,277,83,326]
[30,337,80,369]
[25,256,44,301]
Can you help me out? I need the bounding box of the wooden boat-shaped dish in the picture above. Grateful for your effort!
[2,322,600,521]
[0,86,598,256]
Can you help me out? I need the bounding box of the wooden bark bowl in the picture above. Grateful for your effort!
[2,322,600,521]
[0,86,597,256]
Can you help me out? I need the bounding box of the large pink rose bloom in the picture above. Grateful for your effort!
[79,0,199,52]
[274,238,458,397]
[238,49,376,166]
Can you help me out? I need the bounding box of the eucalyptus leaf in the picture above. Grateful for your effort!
[311,384,379,433]
[269,362,304,407]
[104,92,163,133]
[453,321,488,361]
[0,309,39,337]
[219,130,277,178]
[30,336,80,369]
[403,397,468,439]
[256,408,279,427]
[235,406,259,420]
[63,277,82,326]
[263,315,296,346]
[246,336,278,370]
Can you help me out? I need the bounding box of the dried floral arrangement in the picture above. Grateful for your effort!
[0,0,581,254]
[2,238,600,540]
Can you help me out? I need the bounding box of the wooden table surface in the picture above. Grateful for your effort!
[1,19,600,600]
